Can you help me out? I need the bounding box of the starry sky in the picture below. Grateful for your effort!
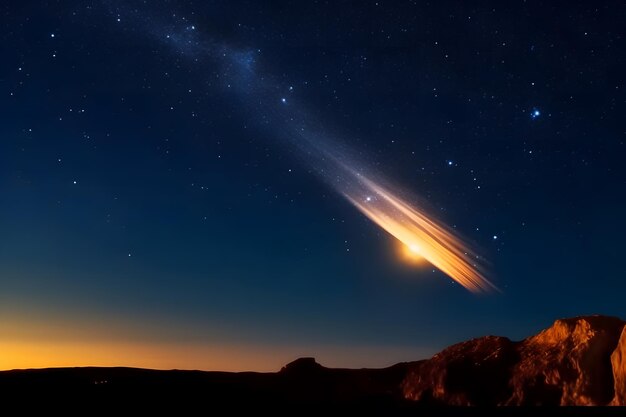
[1,0,625,371]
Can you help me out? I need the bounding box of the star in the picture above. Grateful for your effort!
[530,109,541,119]
[281,97,287,103]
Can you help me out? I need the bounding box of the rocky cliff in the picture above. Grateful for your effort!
[402,315,626,405]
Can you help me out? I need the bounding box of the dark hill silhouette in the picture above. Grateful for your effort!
[2,315,625,410]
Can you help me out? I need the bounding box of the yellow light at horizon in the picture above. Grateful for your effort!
[0,310,428,372]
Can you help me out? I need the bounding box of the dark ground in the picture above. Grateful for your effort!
[0,358,417,412]
[0,358,620,415]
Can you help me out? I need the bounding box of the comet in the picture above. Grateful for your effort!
[327,163,497,293]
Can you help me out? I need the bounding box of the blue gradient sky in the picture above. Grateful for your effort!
[1,0,625,370]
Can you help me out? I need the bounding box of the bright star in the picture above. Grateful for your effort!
[281,97,286,103]
[531,109,541,119]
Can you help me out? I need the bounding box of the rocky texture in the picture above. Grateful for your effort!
[611,326,626,405]
[403,336,518,405]
[508,315,624,405]
[402,315,626,405]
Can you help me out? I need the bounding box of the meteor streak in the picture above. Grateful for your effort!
[339,169,497,293]
[296,142,497,293]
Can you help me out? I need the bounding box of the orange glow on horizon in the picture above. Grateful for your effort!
[0,340,284,372]
[0,311,430,372]
[0,340,427,372]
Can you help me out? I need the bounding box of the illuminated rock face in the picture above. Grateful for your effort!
[509,316,624,405]
[402,315,626,406]
[611,327,626,406]
[402,336,518,405]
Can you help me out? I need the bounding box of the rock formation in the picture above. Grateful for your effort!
[402,315,626,405]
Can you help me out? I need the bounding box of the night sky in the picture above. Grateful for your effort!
[1,1,625,371]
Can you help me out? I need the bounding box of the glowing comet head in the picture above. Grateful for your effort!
[398,243,428,266]
[340,171,498,293]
